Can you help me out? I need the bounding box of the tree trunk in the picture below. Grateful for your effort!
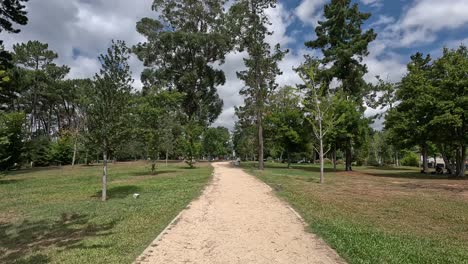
[71,133,78,166]
[319,137,325,184]
[84,150,88,166]
[166,151,169,167]
[345,138,352,171]
[287,152,291,169]
[151,158,156,175]
[258,115,264,170]
[455,145,466,178]
[396,151,400,167]
[333,146,337,172]
[102,152,108,202]
[421,144,429,173]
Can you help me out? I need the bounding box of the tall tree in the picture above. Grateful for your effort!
[134,0,232,166]
[386,53,434,173]
[86,40,133,201]
[13,41,70,135]
[230,0,287,170]
[430,46,467,177]
[305,0,376,171]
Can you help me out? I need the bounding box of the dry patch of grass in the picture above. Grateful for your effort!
[244,162,468,264]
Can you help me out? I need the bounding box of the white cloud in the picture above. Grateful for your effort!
[377,0,468,47]
[0,0,153,89]
[360,0,382,7]
[295,0,327,26]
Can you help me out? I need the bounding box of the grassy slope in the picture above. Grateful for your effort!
[243,162,468,264]
[0,161,212,264]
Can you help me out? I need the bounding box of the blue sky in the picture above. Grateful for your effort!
[1,0,467,129]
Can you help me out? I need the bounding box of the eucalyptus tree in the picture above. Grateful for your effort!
[229,0,287,170]
[305,0,376,171]
[86,40,133,201]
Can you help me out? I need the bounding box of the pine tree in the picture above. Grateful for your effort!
[305,0,376,171]
[230,0,287,170]
[86,40,133,201]
[0,0,28,33]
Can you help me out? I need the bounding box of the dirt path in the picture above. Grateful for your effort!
[135,162,344,264]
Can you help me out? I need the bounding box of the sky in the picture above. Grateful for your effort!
[1,0,467,130]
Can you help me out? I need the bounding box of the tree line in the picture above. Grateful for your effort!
[0,0,466,200]
[231,0,466,180]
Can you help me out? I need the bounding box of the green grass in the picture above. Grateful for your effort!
[0,161,212,264]
[243,162,468,264]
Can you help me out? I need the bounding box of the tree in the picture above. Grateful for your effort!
[202,127,231,160]
[266,86,307,168]
[230,0,287,170]
[233,121,256,161]
[134,0,232,166]
[385,53,434,173]
[305,0,376,171]
[0,0,28,34]
[430,45,467,177]
[12,41,70,136]
[86,40,133,201]
[300,63,343,183]
[135,89,182,173]
[0,111,25,170]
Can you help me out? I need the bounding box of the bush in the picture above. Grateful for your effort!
[0,112,25,170]
[49,132,74,165]
[401,152,419,167]
[27,136,51,167]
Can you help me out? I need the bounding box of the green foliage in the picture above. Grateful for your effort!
[230,0,287,169]
[86,40,133,155]
[26,136,51,167]
[12,41,71,136]
[0,0,28,33]
[266,86,308,163]
[305,0,376,100]
[49,131,74,165]
[0,112,25,170]
[400,151,419,167]
[233,122,256,161]
[304,0,375,171]
[202,127,231,159]
[134,0,230,124]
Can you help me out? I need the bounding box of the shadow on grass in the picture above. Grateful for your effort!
[130,170,178,177]
[93,185,141,199]
[0,179,25,185]
[5,167,62,176]
[0,213,115,263]
[360,171,454,180]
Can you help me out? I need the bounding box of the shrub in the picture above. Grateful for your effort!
[49,132,74,165]
[401,152,419,167]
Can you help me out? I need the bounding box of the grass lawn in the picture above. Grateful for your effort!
[0,161,212,264]
[243,162,468,264]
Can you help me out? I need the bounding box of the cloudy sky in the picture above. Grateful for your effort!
[1,0,467,130]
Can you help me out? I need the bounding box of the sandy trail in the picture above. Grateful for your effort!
[135,162,344,264]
